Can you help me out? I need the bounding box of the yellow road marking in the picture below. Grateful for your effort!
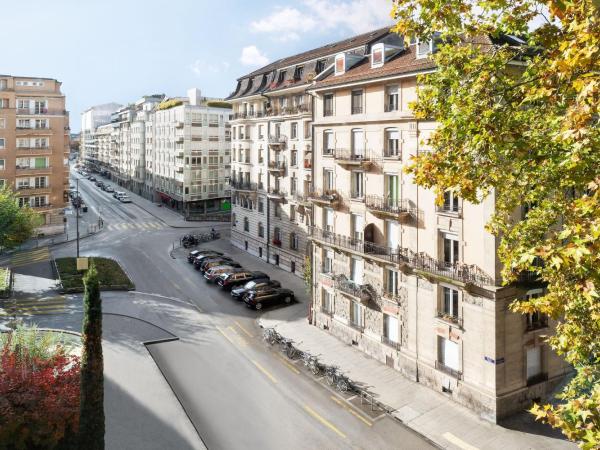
[227,326,247,347]
[275,354,300,374]
[330,396,373,427]
[216,326,237,346]
[442,432,480,450]
[234,320,254,338]
[304,405,347,438]
[252,360,278,384]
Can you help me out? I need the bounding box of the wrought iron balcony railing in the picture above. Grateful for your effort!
[366,195,410,218]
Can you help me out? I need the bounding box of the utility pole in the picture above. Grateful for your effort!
[76,177,80,257]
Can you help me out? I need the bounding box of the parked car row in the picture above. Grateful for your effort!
[186,249,295,310]
[75,168,131,203]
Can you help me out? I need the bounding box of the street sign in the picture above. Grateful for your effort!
[76,257,89,271]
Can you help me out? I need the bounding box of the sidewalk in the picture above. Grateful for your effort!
[260,307,575,450]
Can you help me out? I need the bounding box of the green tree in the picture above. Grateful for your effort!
[0,187,41,250]
[391,0,599,446]
[79,263,105,449]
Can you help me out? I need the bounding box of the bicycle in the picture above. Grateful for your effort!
[280,338,299,359]
[262,327,281,346]
[302,352,321,375]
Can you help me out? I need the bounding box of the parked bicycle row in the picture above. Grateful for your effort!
[262,327,356,393]
[181,232,220,248]
[186,249,295,310]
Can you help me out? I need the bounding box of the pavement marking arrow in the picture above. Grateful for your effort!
[304,405,347,439]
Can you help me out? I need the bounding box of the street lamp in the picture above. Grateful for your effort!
[73,176,82,258]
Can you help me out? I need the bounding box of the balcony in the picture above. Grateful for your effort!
[16,186,52,195]
[436,311,463,328]
[308,189,342,208]
[435,361,462,380]
[351,106,363,114]
[230,180,258,192]
[268,135,287,147]
[436,204,462,217]
[175,136,184,144]
[267,188,287,200]
[333,274,373,302]
[15,146,52,155]
[366,195,411,220]
[17,108,65,116]
[16,126,51,134]
[333,148,372,167]
[292,192,312,206]
[268,160,286,174]
[15,166,52,176]
[383,147,401,159]
[175,121,184,129]
[384,103,399,112]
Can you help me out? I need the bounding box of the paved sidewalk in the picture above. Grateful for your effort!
[260,308,575,450]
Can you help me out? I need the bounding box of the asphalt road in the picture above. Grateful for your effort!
[57,173,435,450]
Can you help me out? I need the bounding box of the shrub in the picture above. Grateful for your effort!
[206,100,232,109]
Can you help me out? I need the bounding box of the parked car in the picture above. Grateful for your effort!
[119,195,132,203]
[192,252,225,269]
[95,181,104,187]
[113,191,126,199]
[217,271,269,290]
[88,176,97,182]
[104,185,114,193]
[230,279,281,299]
[187,249,222,263]
[204,265,243,282]
[244,287,295,310]
[200,258,240,274]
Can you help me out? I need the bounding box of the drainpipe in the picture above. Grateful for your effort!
[415,118,420,383]
[265,106,271,264]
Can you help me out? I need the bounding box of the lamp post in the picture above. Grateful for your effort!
[75,177,81,258]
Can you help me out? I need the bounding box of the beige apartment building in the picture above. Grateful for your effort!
[306,33,570,420]
[0,75,69,234]
[227,28,390,276]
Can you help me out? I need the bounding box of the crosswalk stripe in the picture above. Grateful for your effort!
[10,247,50,267]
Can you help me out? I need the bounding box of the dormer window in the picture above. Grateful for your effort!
[315,60,326,74]
[278,70,286,83]
[371,43,385,68]
[416,37,438,58]
[294,66,304,80]
[334,54,345,76]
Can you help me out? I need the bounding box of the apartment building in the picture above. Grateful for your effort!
[0,75,70,234]
[82,89,231,216]
[80,103,121,164]
[306,34,570,420]
[227,28,390,276]
[146,89,232,215]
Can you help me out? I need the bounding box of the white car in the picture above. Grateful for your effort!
[119,195,132,203]
[113,191,126,199]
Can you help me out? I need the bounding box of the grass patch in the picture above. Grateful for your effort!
[0,268,9,291]
[55,257,134,293]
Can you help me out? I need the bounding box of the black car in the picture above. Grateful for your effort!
[192,252,225,268]
[200,258,240,274]
[95,181,104,187]
[187,250,201,263]
[217,271,269,290]
[244,287,294,310]
[231,279,281,299]
[88,176,97,182]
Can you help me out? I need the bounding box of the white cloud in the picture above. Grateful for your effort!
[249,0,393,40]
[190,60,230,76]
[240,46,270,67]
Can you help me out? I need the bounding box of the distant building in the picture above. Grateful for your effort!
[0,74,70,234]
[80,102,122,164]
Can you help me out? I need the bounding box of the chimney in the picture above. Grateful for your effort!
[188,88,202,106]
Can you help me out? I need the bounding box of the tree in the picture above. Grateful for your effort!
[0,187,41,250]
[391,0,599,446]
[79,263,105,449]
[0,325,80,449]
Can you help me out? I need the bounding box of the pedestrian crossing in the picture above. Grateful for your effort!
[0,295,70,317]
[106,221,165,232]
[10,247,50,268]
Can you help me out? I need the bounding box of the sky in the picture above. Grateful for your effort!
[0,0,394,132]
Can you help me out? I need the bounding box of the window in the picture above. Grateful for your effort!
[277,70,286,84]
[438,336,460,372]
[232,212,236,227]
[258,222,264,237]
[323,94,334,116]
[290,177,297,195]
[385,85,399,111]
[351,90,363,114]
[322,289,333,313]
[0,159,5,170]
[0,79,6,90]
[442,286,459,319]
[351,129,364,157]
[323,169,334,191]
[350,301,363,329]
[443,235,459,265]
[442,190,460,213]
[351,171,364,199]
[522,290,548,331]
[291,150,298,166]
[294,65,304,80]
[385,128,399,157]
[0,179,4,188]
[350,257,364,284]
[291,122,298,139]
[0,138,4,149]
[274,203,282,218]
[371,44,385,68]
[417,39,434,58]
[258,199,264,213]
[386,269,399,297]
[323,249,334,273]
[243,217,249,232]
[324,208,334,232]
[0,99,9,108]
[526,347,544,384]
[273,227,281,241]
[383,314,399,344]
[323,130,334,155]
[315,60,326,74]
[386,220,400,249]
[290,232,299,250]
[0,118,6,129]
[351,213,363,240]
